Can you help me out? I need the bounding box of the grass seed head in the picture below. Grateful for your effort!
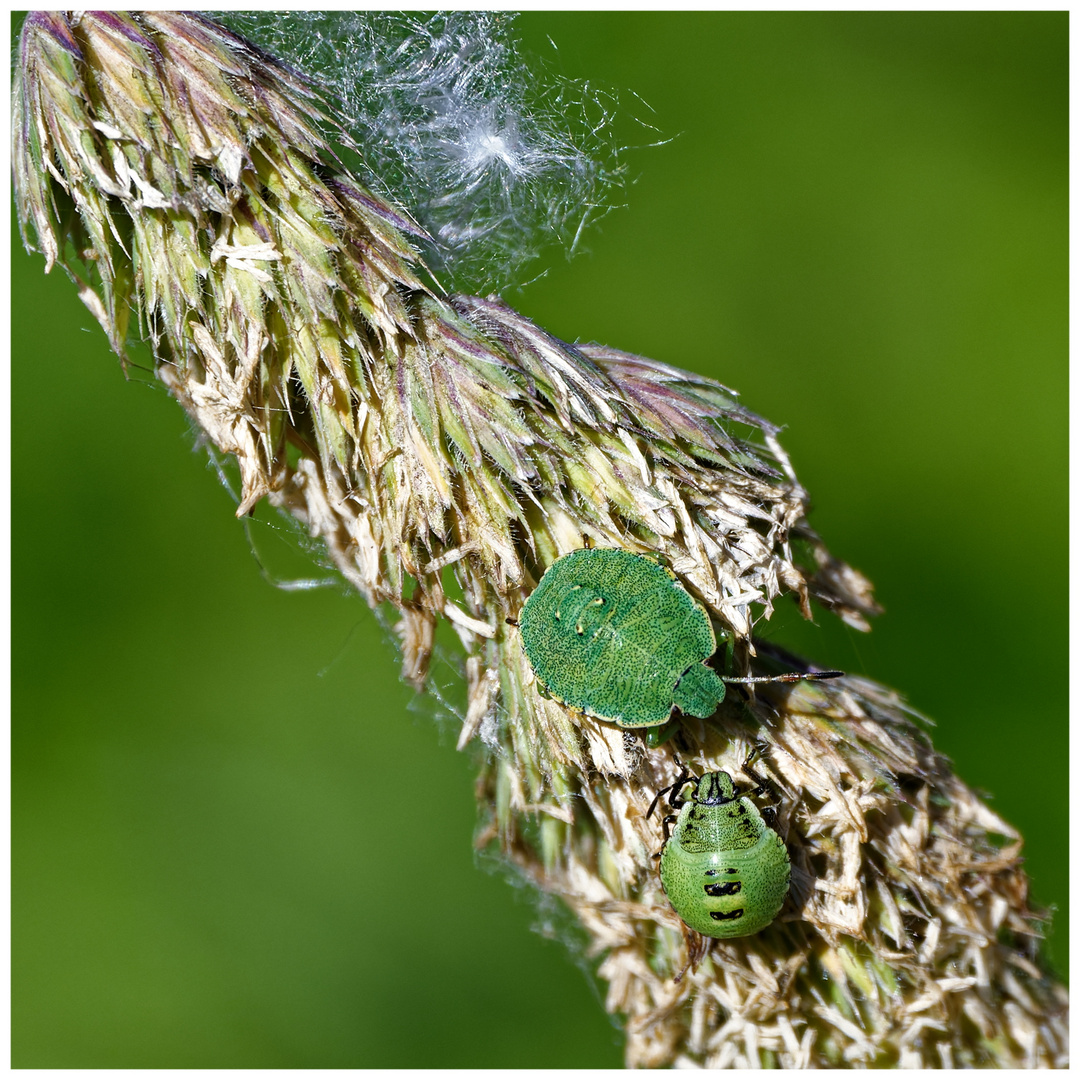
[14,11,1066,1067]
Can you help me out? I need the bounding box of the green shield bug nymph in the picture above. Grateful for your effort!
[648,753,790,939]
[518,548,726,729]
[516,547,842,735]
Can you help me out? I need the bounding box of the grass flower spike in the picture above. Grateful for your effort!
[14,11,1067,1068]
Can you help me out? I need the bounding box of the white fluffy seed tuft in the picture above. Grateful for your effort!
[218,11,629,291]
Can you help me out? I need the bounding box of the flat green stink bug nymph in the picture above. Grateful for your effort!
[648,754,790,939]
[518,548,725,729]
[517,547,841,734]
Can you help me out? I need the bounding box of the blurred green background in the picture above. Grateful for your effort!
[12,12,1066,1068]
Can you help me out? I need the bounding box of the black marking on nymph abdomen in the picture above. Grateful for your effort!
[704,881,741,897]
[710,908,745,922]
[724,868,738,874]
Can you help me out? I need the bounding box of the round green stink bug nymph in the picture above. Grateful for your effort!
[648,753,791,939]
[517,547,841,735]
